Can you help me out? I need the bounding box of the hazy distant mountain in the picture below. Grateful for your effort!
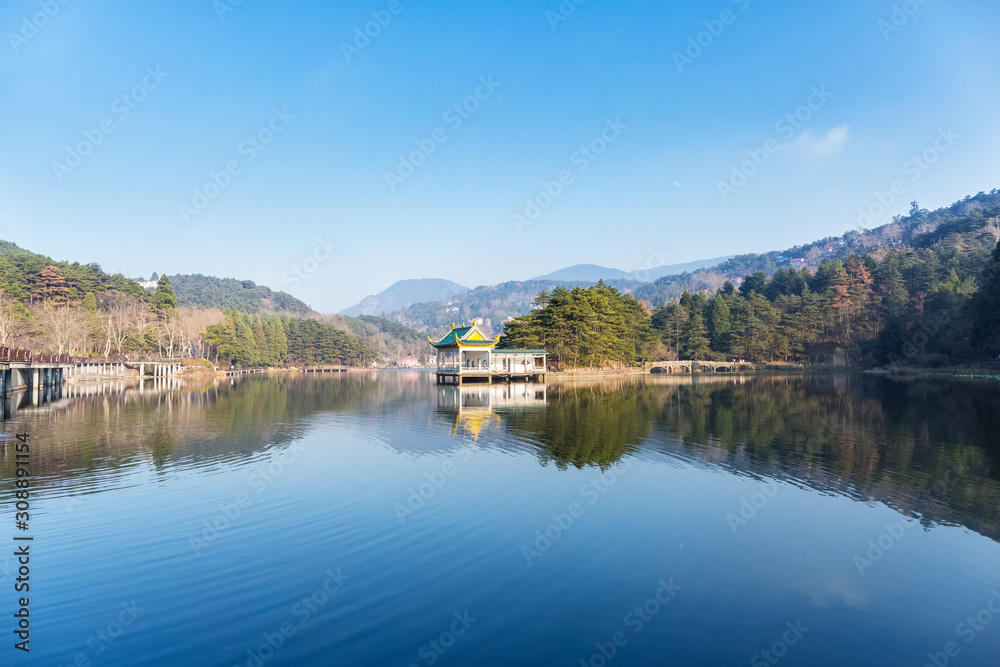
[382,188,1000,332]
[530,264,631,282]
[342,279,470,317]
[531,257,733,283]
[632,256,734,281]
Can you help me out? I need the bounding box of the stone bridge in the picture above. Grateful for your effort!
[651,360,756,374]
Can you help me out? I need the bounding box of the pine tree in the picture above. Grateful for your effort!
[706,295,733,352]
[875,254,908,321]
[82,292,98,312]
[154,275,179,313]
[739,271,767,297]
[253,318,268,366]
[681,311,712,359]
[972,241,1000,357]
[36,265,70,305]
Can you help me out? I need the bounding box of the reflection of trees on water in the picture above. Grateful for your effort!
[509,375,1000,541]
[2,372,998,542]
[500,380,663,469]
[0,373,431,483]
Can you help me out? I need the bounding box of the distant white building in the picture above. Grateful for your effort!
[135,279,159,290]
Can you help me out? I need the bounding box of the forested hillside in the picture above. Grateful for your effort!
[169,274,312,315]
[500,191,1000,368]
[0,241,153,303]
[0,242,381,367]
[388,190,1000,335]
[204,310,378,368]
[393,278,642,337]
[6,188,999,369]
[631,191,1000,305]
[330,314,430,361]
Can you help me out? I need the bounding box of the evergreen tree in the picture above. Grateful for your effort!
[972,241,1000,357]
[36,265,70,304]
[739,271,767,297]
[706,295,733,352]
[154,275,179,314]
[82,292,98,312]
[681,311,712,359]
[500,283,654,368]
[875,254,909,321]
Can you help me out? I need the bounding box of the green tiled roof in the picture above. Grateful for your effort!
[429,327,471,347]
[429,324,500,348]
[494,349,547,354]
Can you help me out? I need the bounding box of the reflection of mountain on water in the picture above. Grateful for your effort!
[492,375,1000,542]
[2,372,998,545]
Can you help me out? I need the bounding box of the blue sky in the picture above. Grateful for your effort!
[2,0,999,312]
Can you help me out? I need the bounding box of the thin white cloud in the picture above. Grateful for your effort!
[795,123,850,156]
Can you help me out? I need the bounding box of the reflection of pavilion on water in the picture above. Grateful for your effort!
[437,383,547,411]
[436,383,547,441]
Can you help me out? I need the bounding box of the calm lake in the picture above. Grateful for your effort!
[2,372,999,666]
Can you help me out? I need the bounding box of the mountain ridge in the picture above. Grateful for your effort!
[341,278,470,317]
[529,257,734,283]
[377,189,1000,336]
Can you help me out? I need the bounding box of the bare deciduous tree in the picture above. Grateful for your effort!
[33,302,88,355]
[131,301,156,354]
[100,293,138,356]
[983,216,1000,244]
[157,313,188,359]
[869,246,889,264]
[0,287,30,346]
[180,307,224,359]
